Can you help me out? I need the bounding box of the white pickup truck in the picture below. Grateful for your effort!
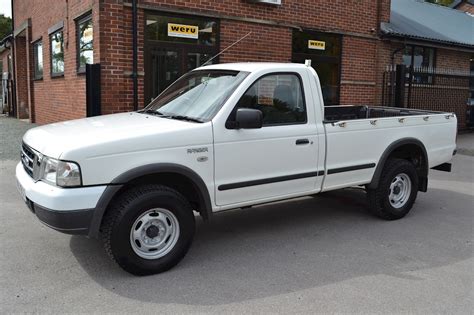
[16,63,457,275]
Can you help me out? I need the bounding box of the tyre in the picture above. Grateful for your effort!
[366,158,419,220]
[101,184,195,275]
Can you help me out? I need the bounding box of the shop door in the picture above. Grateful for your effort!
[144,13,219,104]
[292,30,342,105]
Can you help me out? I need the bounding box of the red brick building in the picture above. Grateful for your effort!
[452,0,474,14]
[6,0,474,128]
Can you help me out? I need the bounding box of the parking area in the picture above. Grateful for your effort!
[1,116,473,313]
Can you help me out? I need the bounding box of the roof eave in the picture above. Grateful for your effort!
[380,31,474,51]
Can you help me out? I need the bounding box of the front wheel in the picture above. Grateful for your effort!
[366,159,419,220]
[101,184,195,275]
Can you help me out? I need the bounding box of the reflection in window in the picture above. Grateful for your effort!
[403,45,436,84]
[50,30,64,75]
[235,74,307,126]
[77,15,93,71]
[146,15,217,46]
[33,41,43,79]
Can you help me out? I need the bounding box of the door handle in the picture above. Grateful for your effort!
[295,139,310,145]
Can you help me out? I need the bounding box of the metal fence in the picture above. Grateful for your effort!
[382,65,473,127]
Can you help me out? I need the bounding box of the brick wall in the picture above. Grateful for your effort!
[13,0,98,124]
[96,0,390,115]
[140,0,390,35]
[340,36,378,105]
[436,48,471,70]
[456,2,474,14]
[385,43,471,129]
[219,20,291,63]
[15,0,471,128]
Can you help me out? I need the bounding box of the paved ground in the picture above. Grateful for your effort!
[1,116,473,313]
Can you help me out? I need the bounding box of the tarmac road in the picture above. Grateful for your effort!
[1,117,473,313]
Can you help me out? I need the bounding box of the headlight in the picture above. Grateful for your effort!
[40,157,82,187]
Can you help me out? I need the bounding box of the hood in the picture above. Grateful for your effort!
[23,112,212,159]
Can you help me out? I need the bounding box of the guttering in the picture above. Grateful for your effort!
[131,0,138,111]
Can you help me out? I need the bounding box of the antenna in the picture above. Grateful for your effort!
[201,31,253,67]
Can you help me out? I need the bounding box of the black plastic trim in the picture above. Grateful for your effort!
[327,163,376,175]
[368,138,429,191]
[431,162,452,172]
[112,164,211,215]
[88,185,123,238]
[33,203,93,236]
[218,171,323,191]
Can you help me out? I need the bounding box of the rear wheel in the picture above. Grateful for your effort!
[367,159,419,220]
[101,184,195,275]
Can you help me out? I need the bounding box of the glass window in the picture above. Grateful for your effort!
[77,15,93,72]
[292,31,341,57]
[146,15,218,46]
[33,41,43,79]
[233,73,307,126]
[402,45,436,84]
[144,70,248,122]
[292,30,342,105]
[50,30,64,75]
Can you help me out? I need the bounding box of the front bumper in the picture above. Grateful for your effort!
[15,162,106,235]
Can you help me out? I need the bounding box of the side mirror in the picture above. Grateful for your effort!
[234,108,263,129]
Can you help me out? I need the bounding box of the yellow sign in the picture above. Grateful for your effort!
[308,40,326,50]
[168,23,199,39]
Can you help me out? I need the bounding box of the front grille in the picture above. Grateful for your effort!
[21,143,37,178]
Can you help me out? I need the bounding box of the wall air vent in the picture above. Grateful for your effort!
[246,0,282,5]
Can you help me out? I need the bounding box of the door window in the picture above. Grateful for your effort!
[231,73,307,126]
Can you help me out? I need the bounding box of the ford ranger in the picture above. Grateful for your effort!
[16,63,457,275]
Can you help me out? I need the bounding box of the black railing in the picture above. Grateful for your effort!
[382,65,473,128]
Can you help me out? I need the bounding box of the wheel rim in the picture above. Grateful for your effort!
[388,173,412,209]
[130,208,180,260]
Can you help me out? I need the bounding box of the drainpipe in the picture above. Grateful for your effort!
[10,0,17,117]
[132,0,138,111]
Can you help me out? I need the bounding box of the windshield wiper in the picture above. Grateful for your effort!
[166,115,204,123]
[141,109,165,116]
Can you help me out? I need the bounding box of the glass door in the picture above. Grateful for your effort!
[146,48,180,103]
[292,30,342,105]
[144,13,219,105]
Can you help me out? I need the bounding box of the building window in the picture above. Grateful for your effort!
[77,14,93,72]
[50,30,64,76]
[292,30,342,105]
[403,45,435,84]
[146,14,218,47]
[233,73,307,126]
[33,40,43,79]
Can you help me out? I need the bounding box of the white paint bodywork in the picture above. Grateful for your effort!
[17,63,457,213]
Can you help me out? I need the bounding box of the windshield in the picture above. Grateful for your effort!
[143,70,249,122]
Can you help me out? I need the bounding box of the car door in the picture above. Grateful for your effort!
[213,71,320,207]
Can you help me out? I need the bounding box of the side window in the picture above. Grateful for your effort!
[50,29,64,76]
[232,73,306,126]
[33,40,43,80]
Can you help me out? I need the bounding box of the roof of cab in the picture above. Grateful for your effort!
[195,62,309,73]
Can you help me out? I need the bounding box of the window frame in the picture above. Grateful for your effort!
[32,39,43,80]
[49,29,65,77]
[402,44,437,84]
[76,12,93,74]
[226,72,308,129]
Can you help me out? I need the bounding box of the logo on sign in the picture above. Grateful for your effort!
[308,40,326,50]
[168,23,199,39]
